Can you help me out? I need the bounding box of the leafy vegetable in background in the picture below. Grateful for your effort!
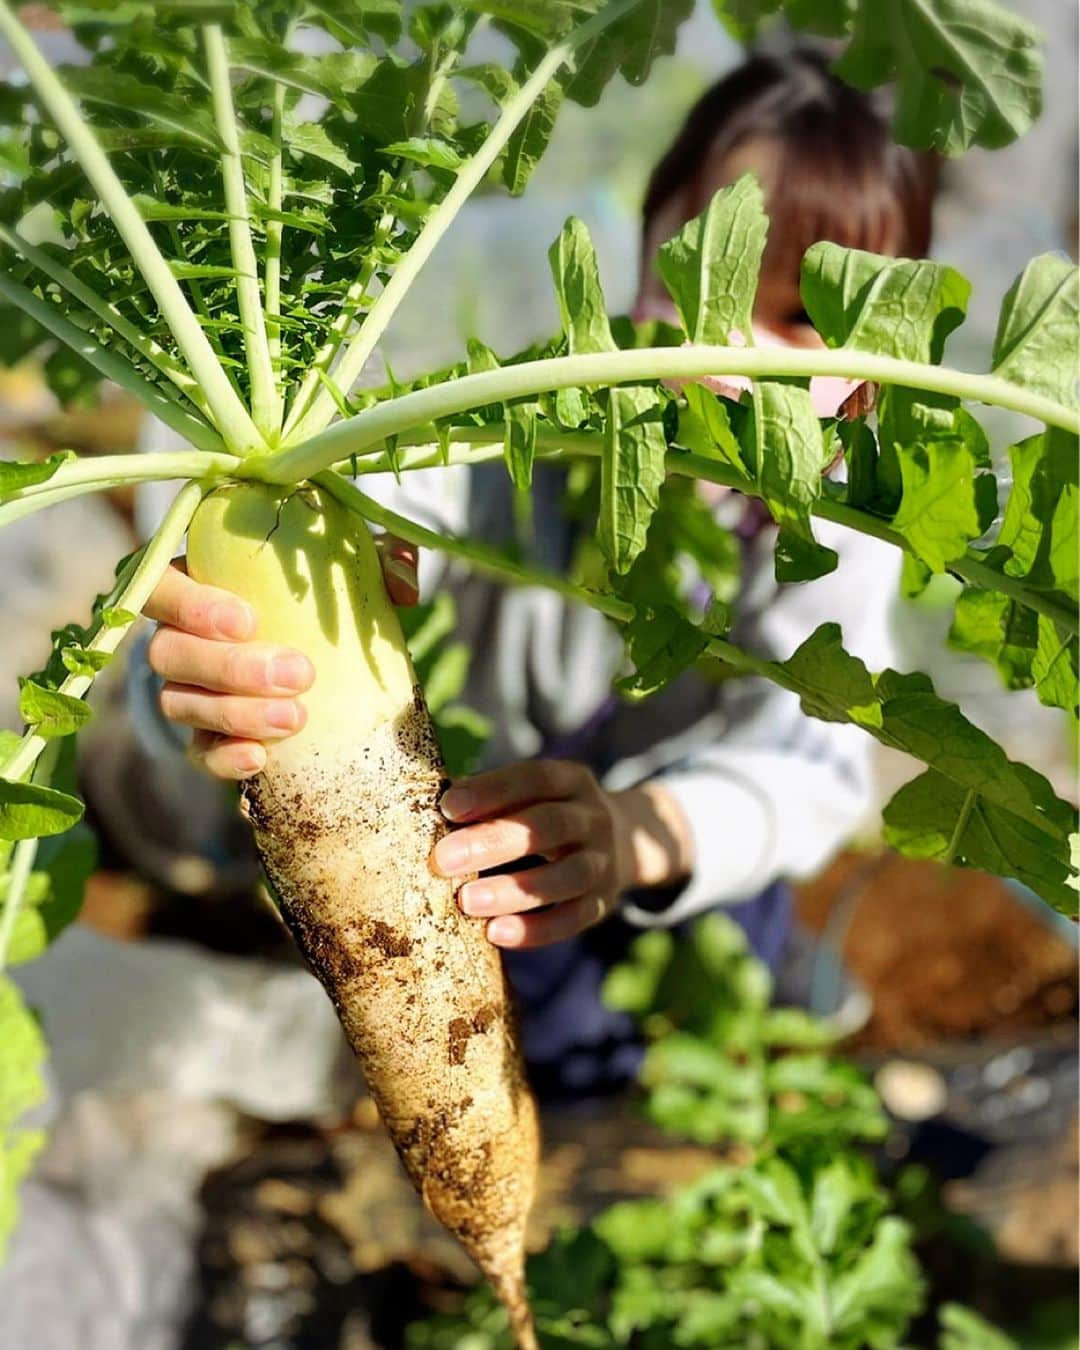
[0,0,1076,1270]
[409,915,1039,1349]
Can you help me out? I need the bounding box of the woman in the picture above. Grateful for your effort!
[136,51,937,1098]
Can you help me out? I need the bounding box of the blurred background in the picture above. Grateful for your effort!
[0,3,1076,1348]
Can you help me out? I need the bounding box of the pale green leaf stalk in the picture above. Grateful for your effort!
[205,25,281,441]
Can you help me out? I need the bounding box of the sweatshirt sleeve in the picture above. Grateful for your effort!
[621,519,900,929]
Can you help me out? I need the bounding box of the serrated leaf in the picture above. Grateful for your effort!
[829,1216,923,1333]
[658,175,767,346]
[504,401,537,490]
[0,781,84,841]
[616,604,708,701]
[801,243,970,363]
[285,121,358,175]
[832,0,1043,155]
[753,383,837,583]
[777,624,1076,878]
[991,256,1079,411]
[60,65,222,151]
[17,682,91,738]
[548,216,617,357]
[383,136,462,171]
[502,78,562,195]
[892,438,984,572]
[601,386,667,574]
[947,427,1077,706]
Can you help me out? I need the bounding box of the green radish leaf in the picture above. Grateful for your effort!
[752,383,837,583]
[891,438,985,572]
[285,120,359,175]
[0,781,84,841]
[997,429,1078,594]
[948,589,1037,691]
[548,217,617,356]
[308,0,402,45]
[230,40,376,100]
[17,682,91,739]
[59,647,112,678]
[601,386,667,575]
[801,243,970,363]
[504,400,537,491]
[382,137,462,171]
[549,217,665,572]
[0,452,73,500]
[1031,616,1078,716]
[616,604,709,701]
[828,1216,924,1334]
[568,0,694,106]
[676,385,749,474]
[0,974,46,1260]
[777,624,1076,905]
[100,607,137,629]
[130,194,230,224]
[658,175,767,346]
[458,63,519,107]
[502,78,562,196]
[59,66,222,151]
[832,0,1043,154]
[991,255,1080,410]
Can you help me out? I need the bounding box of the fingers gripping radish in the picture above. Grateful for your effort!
[187,482,540,1348]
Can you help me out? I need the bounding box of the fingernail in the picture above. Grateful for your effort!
[487,916,520,946]
[266,701,300,731]
[268,652,313,692]
[210,601,255,640]
[461,882,494,915]
[440,786,475,820]
[235,747,265,776]
[385,559,419,594]
[434,835,470,875]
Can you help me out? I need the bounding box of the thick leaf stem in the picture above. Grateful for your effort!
[205,25,280,440]
[0,0,260,451]
[262,346,1079,486]
[288,0,645,443]
[337,428,1078,635]
[315,471,783,696]
[0,451,241,530]
[265,78,286,373]
[0,481,204,789]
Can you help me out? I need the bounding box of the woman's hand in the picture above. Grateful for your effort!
[434,760,693,950]
[143,536,419,780]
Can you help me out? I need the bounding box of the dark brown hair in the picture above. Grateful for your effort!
[641,50,939,289]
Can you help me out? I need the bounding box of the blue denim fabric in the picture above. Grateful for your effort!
[504,880,793,1103]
